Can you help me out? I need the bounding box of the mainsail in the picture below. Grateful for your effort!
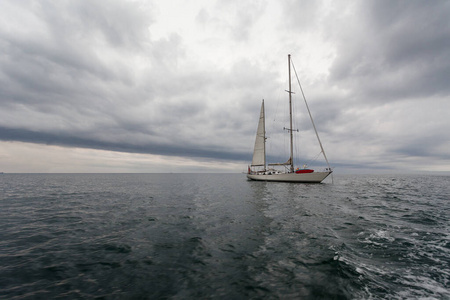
[251,100,266,167]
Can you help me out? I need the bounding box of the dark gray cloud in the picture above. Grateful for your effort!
[0,126,249,161]
[328,1,450,102]
[0,0,449,173]
[0,1,277,164]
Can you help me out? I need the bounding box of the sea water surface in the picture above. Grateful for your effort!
[0,173,449,299]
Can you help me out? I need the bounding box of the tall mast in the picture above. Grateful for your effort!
[262,99,266,170]
[288,54,294,172]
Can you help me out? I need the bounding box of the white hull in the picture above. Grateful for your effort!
[247,171,332,183]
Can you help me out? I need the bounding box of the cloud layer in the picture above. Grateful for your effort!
[1,0,449,173]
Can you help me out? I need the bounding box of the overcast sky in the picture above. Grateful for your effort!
[1,0,449,173]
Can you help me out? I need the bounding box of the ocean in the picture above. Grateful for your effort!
[0,173,449,299]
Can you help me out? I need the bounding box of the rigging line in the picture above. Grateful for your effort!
[290,59,331,171]
[306,151,322,166]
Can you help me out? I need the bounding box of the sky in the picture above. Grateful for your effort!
[0,0,449,174]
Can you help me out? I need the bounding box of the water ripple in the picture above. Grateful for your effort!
[0,173,449,299]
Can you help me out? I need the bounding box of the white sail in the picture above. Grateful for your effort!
[251,101,265,167]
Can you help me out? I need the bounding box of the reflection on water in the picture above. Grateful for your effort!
[0,174,449,299]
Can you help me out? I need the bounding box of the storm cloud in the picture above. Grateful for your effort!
[1,0,449,173]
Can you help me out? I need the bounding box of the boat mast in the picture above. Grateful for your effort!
[262,99,266,170]
[288,54,294,172]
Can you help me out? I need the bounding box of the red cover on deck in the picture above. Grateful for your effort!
[295,169,314,174]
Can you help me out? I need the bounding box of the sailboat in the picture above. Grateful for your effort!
[247,54,332,183]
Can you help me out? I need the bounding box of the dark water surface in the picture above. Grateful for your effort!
[1,174,449,299]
